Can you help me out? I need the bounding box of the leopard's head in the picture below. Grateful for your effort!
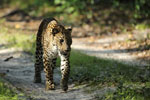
[52,25,72,55]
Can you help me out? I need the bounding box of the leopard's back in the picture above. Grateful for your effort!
[35,18,57,66]
[36,18,56,50]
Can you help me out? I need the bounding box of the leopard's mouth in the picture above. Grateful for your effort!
[60,51,70,56]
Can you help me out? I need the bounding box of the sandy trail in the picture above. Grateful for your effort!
[0,48,93,100]
[72,35,149,67]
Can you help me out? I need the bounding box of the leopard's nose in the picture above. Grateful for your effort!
[65,49,70,52]
[61,51,68,56]
[65,47,71,52]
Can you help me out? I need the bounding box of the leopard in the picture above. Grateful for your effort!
[34,18,72,92]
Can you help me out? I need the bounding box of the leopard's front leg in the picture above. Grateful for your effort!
[60,53,70,92]
[43,54,55,90]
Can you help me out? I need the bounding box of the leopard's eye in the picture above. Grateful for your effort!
[52,28,59,35]
[60,39,64,43]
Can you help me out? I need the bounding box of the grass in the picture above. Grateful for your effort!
[0,23,150,100]
[0,78,20,100]
[0,24,36,55]
[70,50,150,100]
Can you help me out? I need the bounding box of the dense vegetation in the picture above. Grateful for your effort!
[0,0,150,20]
[0,78,20,100]
[1,0,150,38]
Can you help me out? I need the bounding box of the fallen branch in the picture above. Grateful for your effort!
[4,56,13,61]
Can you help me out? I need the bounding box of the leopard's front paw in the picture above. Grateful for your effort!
[34,77,41,83]
[45,82,55,90]
[61,80,68,92]
[61,85,68,92]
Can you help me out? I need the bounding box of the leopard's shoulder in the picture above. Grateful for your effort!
[37,18,57,36]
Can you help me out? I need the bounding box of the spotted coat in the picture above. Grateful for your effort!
[34,18,72,92]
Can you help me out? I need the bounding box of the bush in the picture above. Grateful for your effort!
[1,0,150,21]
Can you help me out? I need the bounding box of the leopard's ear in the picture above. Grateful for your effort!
[52,28,59,36]
[66,27,72,33]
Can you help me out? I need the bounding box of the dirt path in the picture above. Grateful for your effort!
[72,34,149,67]
[0,48,94,100]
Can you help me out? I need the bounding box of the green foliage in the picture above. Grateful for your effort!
[70,50,150,99]
[0,78,19,100]
[0,0,10,7]
[134,0,150,18]
[105,82,150,100]
[0,28,36,55]
[54,0,94,17]
[135,23,150,30]
[7,34,36,55]
[9,0,51,9]
[111,0,150,19]
[2,0,150,21]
